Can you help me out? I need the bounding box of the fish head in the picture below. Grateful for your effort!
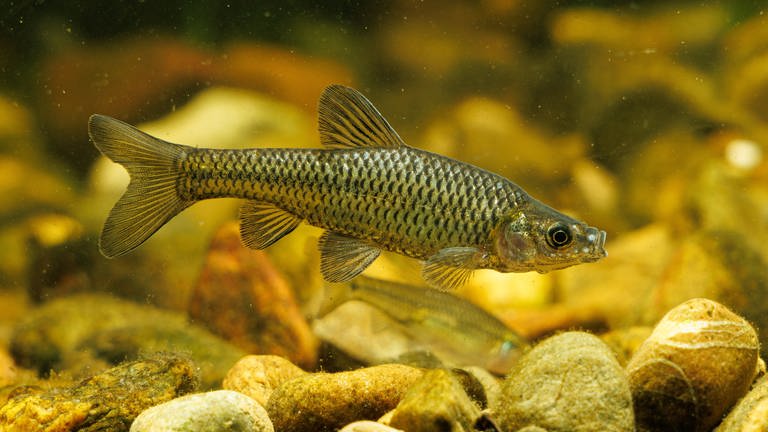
[492,202,606,273]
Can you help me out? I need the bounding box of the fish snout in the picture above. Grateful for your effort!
[585,226,607,259]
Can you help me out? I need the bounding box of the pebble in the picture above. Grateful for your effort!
[627,298,760,432]
[130,390,273,432]
[387,368,481,432]
[0,353,198,431]
[222,355,307,406]
[496,331,634,432]
[266,363,423,432]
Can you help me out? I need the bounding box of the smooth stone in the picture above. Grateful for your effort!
[497,331,634,432]
[627,298,760,432]
[130,390,273,432]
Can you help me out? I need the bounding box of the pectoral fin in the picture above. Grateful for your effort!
[422,246,481,290]
[239,201,301,249]
[318,231,381,282]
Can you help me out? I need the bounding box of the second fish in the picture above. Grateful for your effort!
[89,85,607,289]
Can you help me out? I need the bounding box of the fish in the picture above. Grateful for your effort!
[317,276,528,374]
[89,84,606,289]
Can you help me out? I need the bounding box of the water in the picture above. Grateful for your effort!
[1,2,767,430]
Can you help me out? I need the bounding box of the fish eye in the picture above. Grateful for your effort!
[546,223,573,249]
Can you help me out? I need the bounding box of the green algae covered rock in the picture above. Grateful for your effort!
[0,353,197,431]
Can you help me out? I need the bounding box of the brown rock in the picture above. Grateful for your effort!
[222,355,307,406]
[266,364,423,432]
[0,353,198,431]
[627,298,760,432]
[189,222,318,369]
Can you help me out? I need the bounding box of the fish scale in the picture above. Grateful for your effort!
[181,145,513,259]
[89,84,606,289]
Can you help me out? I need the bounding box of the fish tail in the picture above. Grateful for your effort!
[88,114,193,258]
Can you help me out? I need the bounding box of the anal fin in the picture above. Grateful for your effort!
[422,246,481,290]
[318,231,381,282]
[239,201,301,249]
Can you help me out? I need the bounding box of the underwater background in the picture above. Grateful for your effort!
[2,1,768,431]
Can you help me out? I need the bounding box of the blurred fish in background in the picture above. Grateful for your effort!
[314,276,528,375]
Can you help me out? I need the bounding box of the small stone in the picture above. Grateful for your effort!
[339,421,404,432]
[130,390,273,432]
[189,222,318,370]
[496,331,634,432]
[0,353,198,431]
[222,355,307,406]
[715,375,768,431]
[627,298,760,432]
[266,364,423,432]
[387,368,482,432]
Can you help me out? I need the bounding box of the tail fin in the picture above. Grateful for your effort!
[88,114,193,258]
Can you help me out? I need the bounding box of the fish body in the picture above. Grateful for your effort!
[89,85,606,289]
[183,145,519,262]
[318,276,527,374]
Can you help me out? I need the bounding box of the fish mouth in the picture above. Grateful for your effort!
[585,227,607,260]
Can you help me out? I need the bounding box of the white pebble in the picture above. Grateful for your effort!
[130,390,273,432]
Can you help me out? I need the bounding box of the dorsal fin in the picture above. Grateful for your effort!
[318,84,406,149]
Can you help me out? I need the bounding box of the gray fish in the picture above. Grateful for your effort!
[89,85,606,289]
[318,276,528,374]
